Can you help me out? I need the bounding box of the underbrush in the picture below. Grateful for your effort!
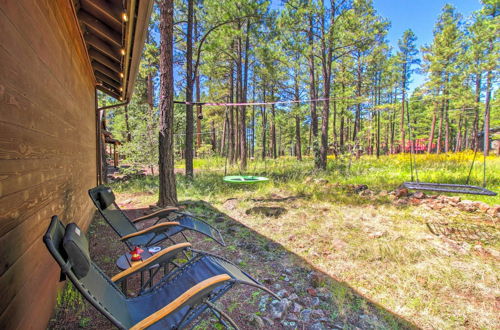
[114,152,499,205]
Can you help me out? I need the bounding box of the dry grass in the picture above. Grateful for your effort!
[110,153,500,329]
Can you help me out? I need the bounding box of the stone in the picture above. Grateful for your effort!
[354,184,369,193]
[304,177,314,184]
[259,295,270,312]
[395,188,409,198]
[378,190,388,197]
[263,317,274,326]
[412,191,426,199]
[368,231,386,239]
[288,293,299,301]
[311,297,321,306]
[359,189,373,197]
[312,309,326,319]
[248,314,265,328]
[300,309,312,322]
[307,287,318,296]
[215,216,225,223]
[310,322,327,330]
[223,198,238,210]
[269,298,290,319]
[292,302,303,313]
[315,178,329,185]
[287,313,299,322]
[476,202,490,212]
[281,320,297,328]
[277,289,289,298]
[487,205,500,217]
[273,283,282,291]
[457,200,477,212]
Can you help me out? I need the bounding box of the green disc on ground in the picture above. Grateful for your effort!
[223,175,269,184]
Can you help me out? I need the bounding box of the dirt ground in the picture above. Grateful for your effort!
[48,194,418,329]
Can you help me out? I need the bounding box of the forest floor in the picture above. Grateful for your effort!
[50,153,499,329]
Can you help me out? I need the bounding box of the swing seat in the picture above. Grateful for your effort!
[223,175,269,184]
[402,182,497,196]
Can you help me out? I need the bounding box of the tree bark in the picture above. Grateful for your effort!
[184,0,194,178]
[158,0,177,206]
[295,115,302,160]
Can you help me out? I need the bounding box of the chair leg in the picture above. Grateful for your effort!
[206,301,240,330]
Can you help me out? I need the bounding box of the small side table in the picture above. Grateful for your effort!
[116,249,160,294]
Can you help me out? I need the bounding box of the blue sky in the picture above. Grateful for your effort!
[373,0,483,90]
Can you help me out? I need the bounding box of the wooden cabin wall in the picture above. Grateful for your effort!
[0,0,97,328]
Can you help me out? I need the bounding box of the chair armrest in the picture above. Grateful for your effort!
[130,274,232,330]
[111,242,192,283]
[132,207,180,223]
[121,222,180,241]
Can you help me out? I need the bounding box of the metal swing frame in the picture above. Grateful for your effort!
[401,101,497,197]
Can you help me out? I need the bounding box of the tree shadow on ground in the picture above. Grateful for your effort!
[49,200,419,330]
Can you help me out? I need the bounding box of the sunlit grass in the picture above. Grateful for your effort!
[110,152,499,329]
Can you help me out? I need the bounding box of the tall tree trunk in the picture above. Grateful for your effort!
[400,63,406,153]
[158,0,177,206]
[436,98,444,154]
[270,90,277,159]
[195,14,202,151]
[353,53,362,141]
[295,115,302,160]
[124,105,131,142]
[229,65,236,163]
[484,68,492,156]
[428,106,437,153]
[472,72,481,150]
[184,0,194,178]
[261,88,267,159]
[211,120,216,152]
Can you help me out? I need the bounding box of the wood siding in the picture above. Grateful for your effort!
[0,0,97,328]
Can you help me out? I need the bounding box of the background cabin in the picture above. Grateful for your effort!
[0,0,152,328]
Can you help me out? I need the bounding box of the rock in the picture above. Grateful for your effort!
[487,205,500,217]
[395,188,409,198]
[310,322,327,330]
[315,178,329,185]
[263,317,274,326]
[457,200,477,212]
[259,295,270,312]
[311,309,326,319]
[428,202,445,210]
[378,190,388,197]
[394,198,408,206]
[288,293,299,301]
[307,287,318,296]
[368,231,386,239]
[292,302,303,313]
[269,298,290,319]
[409,198,422,205]
[287,313,299,322]
[476,202,490,212]
[412,191,426,199]
[248,314,265,328]
[273,283,282,291]
[359,189,373,197]
[311,297,321,306]
[223,198,238,210]
[448,196,461,203]
[277,289,289,298]
[300,309,312,322]
[354,184,369,193]
[281,320,297,328]
[214,216,225,223]
[311,272,329,288]
[304,177,314,184]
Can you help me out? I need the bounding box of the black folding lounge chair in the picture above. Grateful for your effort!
[88,185,225,248]
[44,216,278,329]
